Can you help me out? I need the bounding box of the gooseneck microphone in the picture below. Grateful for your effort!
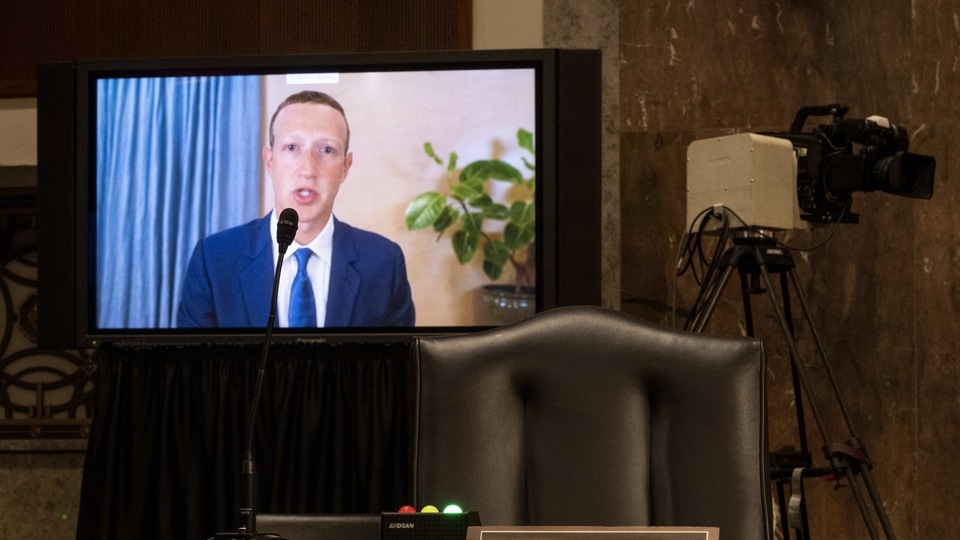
[215,208,298,540]
[276,208,298,254]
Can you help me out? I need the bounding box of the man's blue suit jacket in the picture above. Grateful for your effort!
[177,215,415,328]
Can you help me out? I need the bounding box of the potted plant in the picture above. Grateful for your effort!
[404,128,536,324]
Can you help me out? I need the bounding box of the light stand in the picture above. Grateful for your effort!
[684,230,897,540]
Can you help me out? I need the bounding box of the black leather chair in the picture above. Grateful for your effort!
[412,305,771,540]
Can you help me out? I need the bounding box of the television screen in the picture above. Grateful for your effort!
[37,49,602,346]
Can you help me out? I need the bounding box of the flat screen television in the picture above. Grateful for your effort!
[36,48,602,348]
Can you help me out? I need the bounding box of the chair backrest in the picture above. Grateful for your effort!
[412,305,771,540]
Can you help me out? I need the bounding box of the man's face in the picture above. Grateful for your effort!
[263,102,353,240]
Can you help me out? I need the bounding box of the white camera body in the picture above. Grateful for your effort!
[686,133,805,231]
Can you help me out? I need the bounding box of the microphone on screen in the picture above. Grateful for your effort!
[276,208,299,254]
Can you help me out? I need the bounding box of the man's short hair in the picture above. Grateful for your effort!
[268,90,351,151]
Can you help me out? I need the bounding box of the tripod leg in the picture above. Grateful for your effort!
[751,250,832,453]
[739,272,756,336]
[787,269,899,540]
[686,263,737,333]
[775,480,791,540]
[750,269,811,540]
[754,252,884,540]
[787,270,865,448]
[858,464,898,540]
[777,272,814,463]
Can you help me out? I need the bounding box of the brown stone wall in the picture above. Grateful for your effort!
[619,2,959,539]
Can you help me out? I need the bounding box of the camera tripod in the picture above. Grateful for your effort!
[684,231,896,540]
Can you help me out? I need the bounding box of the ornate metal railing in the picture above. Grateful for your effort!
[0,167,94,441]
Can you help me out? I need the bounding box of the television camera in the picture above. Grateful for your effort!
[686,104,936,230]
[680,105,929,540]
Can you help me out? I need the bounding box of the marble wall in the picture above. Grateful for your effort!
[544,0,622,309]
[616,1,959,539]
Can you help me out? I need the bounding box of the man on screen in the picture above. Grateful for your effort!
[177,90,415,328]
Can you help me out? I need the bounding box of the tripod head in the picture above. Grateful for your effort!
[731,228,778,246]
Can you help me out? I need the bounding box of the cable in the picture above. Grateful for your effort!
[677,206,731,330]
[778,209,847,252]
[673,207,713,329]
[676,203,846,329]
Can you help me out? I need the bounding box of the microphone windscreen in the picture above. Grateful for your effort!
[277,208,299,246]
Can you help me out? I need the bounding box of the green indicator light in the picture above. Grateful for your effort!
[442,504,463,514]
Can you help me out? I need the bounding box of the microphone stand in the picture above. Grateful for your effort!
[241,251,286,538]
[214,211,298,540]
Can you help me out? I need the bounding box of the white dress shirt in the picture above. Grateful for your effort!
[270,211,334,327]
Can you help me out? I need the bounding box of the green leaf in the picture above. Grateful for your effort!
[517,128,534,154]
[481,203,510,220]
[447,151,458,172]
[452,178,484,201]
[522,156,536,173]
[505,201,536,249]
[432,205,459,233]
[405,192,447,230]
[424,142,443,165]
[469,194,494,208]
[504,221,535,250]
[461,160,524,184]
[452,229,478,264]
[482,259,504,281]
[484,239,510,266]
[461,212,483,236]
[510,200,536,226]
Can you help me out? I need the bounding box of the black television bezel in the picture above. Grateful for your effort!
[37,48,602,348]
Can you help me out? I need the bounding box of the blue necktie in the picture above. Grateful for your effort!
[289,248,317,327]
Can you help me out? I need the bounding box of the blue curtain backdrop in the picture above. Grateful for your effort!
[96,76,261,329]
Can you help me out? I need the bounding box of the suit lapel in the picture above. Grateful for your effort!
[239,215,274,327]
[325,218,360,326]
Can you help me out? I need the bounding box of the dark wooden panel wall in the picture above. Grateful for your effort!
[0,0,473,97]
